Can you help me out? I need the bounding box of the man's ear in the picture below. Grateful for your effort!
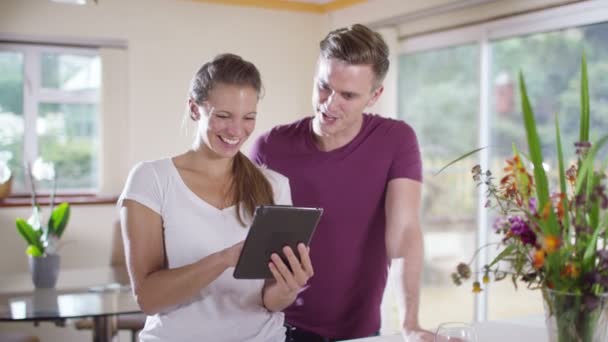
[188,98,200,121]
[366,85,384,108]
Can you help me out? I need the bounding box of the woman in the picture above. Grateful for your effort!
[118,54,313,342]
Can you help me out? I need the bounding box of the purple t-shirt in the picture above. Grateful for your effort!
[249,114,422,339]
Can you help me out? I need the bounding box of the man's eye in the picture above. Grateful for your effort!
[343,93,355,100]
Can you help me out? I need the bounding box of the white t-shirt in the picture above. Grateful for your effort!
[118,158,291,342]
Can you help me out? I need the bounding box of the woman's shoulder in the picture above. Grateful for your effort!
[128,158,174,180]
[259,165,289,187]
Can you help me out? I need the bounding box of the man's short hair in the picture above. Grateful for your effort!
[319,24,389,86]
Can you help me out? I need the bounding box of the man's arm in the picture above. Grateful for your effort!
[385,178,433,341]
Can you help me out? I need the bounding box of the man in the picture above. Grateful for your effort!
[250,24,432,341]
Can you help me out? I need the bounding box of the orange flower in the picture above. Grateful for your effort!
[533,249,545,269]
[472,281,483,293]
[561,263,580,279]
[556,199,565,221]
[482,275,490,284]
[543,235,561,254]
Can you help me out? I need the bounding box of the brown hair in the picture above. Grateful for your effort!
[189,53,274,226]
[319,24,389,87]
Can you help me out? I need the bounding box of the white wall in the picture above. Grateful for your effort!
[0,0,328,274]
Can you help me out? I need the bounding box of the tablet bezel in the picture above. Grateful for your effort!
[233,205,323,279]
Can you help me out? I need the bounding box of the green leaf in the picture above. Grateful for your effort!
[488,244,516,268]
[580,53,590,143]
[48,202,70,238]
[575,134,608,195]
[519,72,559,236]
[434,146,487,176]
[554,112,570,239]
[15,218,44,253]
[583,216,603,272]
[26,245,43,257]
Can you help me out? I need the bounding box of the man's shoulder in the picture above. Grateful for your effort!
[265,116,311,139]
[364,113,417,139]
[250,117,312,162]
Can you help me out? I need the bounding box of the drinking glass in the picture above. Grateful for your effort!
[434,322,478,342]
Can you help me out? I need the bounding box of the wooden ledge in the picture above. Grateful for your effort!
[0,194,118,208]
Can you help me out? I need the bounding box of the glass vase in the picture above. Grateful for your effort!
[543,288,608,342]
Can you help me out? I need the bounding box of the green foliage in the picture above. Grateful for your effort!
[15,202,70,256]
[48,202,70,238]
[451,54,608,305]
[16,218,44,255]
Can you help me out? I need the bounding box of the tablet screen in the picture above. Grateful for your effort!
[233,205,323,279]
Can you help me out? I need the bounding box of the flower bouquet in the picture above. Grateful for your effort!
[448,55,608,341]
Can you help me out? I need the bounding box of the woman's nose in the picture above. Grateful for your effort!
[226,118,244,136]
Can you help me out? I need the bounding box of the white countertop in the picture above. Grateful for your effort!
[343,316,547,341]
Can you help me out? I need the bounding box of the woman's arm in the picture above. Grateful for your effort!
[120,199,243,315]
[262,243,313,312]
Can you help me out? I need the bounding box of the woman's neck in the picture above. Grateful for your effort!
[184,146,233,179]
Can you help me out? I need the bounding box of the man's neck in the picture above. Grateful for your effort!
[313,115,364,152]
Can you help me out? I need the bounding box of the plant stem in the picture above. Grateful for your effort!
[25,161,38,209]
[49,174,57,214]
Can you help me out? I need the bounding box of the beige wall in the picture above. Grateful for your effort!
[0,0,327,274]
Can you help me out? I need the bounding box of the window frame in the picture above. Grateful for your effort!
[0,43,101,195]
[397,0,608,322]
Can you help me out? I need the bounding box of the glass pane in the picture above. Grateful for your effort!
[41,53,100,91]
[488,21,608,320]
[0,50,25,193]
[398,44,480,327]
[37,103,99,191]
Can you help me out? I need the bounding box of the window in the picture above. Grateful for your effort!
[397,0,608,325]
[398,44,479,327]
[0,44,100,193]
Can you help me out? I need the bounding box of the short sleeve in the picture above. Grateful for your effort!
[117,161,163,215]
[248,132,268,167]
[389,122,423,182]
[262,167,292,206]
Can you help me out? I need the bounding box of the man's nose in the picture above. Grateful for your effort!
[326,92,340,112]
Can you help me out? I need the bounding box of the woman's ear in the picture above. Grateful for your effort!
[188,98,200,121]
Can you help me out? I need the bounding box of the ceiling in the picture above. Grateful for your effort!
[190,0,367,13]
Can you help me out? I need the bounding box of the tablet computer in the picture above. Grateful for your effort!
[233,205,323,279]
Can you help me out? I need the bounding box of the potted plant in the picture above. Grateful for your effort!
[16,157,70,288]
[447,55,608,341]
